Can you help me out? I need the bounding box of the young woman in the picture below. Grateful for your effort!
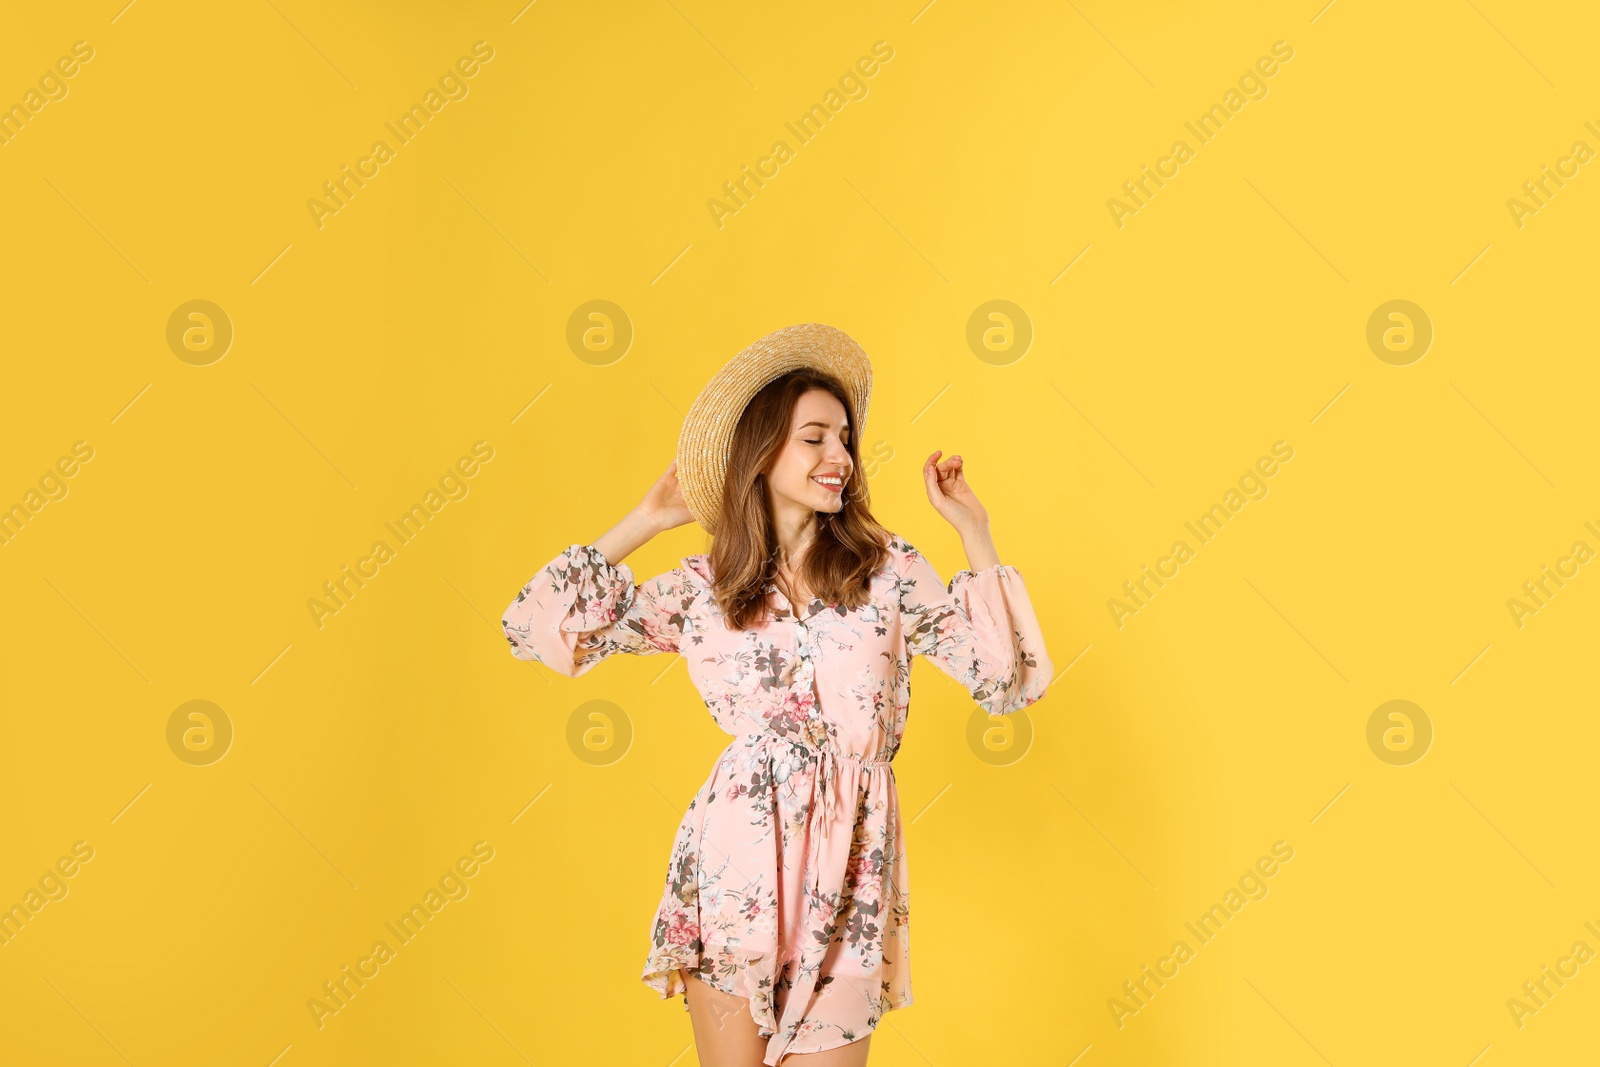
[501,324,1054,1065]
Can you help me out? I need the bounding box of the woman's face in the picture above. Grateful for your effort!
[765,388,853,521]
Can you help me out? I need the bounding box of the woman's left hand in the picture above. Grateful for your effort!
[922,450,990,533]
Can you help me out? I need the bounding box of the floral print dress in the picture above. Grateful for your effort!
[501,530,1053,1064]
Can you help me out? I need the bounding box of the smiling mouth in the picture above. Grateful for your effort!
[811,474,845,493]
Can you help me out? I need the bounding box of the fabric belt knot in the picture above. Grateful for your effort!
[754,732,894,1065]
[805,744,892,886]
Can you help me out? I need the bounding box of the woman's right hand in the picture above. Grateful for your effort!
[637,459,695,533]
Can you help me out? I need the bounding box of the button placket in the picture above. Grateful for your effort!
[786,602,830,753]
[793,616,819,712]
[773,583,819,704]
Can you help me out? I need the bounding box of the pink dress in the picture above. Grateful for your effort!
[501,529,1053,1064]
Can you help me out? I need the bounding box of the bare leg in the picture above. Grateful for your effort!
[683,969,769,1067]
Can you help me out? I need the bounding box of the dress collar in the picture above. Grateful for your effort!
[766,578,825,619]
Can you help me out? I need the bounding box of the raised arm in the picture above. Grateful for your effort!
[896,450,1053,714]
[502,544,693,674]
[500,460,697,676]
[896,539,1053,715]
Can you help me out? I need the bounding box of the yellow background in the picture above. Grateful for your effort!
[2,0,1597,1064]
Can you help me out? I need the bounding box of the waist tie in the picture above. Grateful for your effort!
[735,732,894,884]
[757,736,893,1065]
[805,745,892,888]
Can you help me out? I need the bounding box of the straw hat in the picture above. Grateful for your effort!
[676,323,873,534]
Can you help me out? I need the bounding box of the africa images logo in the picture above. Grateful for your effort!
[706,41,895,229]
[306,41,496,230]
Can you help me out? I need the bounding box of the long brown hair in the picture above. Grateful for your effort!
[710,369,890,630]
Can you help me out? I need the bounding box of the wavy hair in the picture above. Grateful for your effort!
[710,369,890,630]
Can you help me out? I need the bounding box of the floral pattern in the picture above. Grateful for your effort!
[502,530,1053,1063]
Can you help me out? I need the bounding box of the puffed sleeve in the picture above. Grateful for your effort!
[896,539,1053,715]
[501,543,692,676]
